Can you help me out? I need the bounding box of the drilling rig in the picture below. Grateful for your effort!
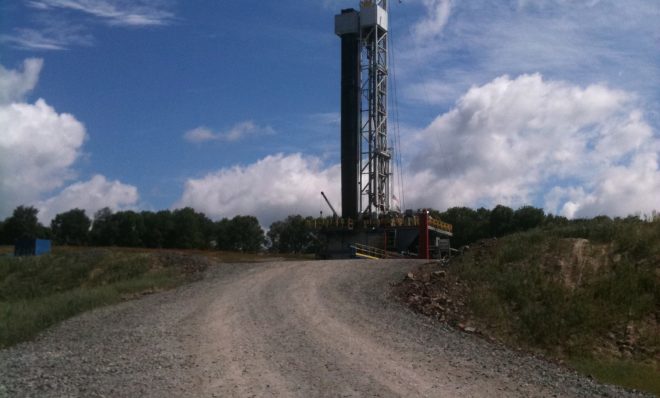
[336,0,391,220]
[316,0,453,259]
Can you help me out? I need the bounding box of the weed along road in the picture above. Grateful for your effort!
[0,260,648,397]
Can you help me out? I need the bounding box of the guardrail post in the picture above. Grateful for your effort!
[418,210,430,260]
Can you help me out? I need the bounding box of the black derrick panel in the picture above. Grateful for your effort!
[340,32,360,220]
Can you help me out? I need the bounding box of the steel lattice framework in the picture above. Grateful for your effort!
[359,0,390,217]
[335,1,391,219]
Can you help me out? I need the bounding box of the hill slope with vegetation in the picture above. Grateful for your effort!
[0,249,217,349]
[395,217,660,395]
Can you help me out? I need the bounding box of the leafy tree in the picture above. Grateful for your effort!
[90,207,119,246]
[544,213,569,227]
[268,215,316,253]
[513,206,545,231]
[51,208,91,245]
[3,206,43,242]
[489,205,515,237]
[168,207,212,249]
[213,218,232,250]
[114,211,145,247]
[141,210,173,248]
[436,206,491,247]
[227,215,265,252]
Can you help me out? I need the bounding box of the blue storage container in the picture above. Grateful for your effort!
[14,239,51,256]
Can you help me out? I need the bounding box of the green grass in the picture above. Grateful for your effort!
[0,246,299,349]
[570,358,660,396]
[454,218,660,394]
[0,249,205,349]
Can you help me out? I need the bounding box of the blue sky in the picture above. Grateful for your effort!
[1,0,659,226]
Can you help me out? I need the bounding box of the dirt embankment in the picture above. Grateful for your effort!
[392,238,659,365]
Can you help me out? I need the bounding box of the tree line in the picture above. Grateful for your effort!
[431,205,550,247]
[0,206,264,252]
[0,204,652,253]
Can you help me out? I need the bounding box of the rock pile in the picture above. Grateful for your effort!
[392,261,474,331]
[151,252,212,275]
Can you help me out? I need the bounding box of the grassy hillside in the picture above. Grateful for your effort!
[396,217,659,394]
[0,248,214,349]
[459,219,659,393]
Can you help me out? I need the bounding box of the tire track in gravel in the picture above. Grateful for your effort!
[1,260,652,398]
[191,260,649,397]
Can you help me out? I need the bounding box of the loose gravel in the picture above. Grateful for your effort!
[0,260,652,397]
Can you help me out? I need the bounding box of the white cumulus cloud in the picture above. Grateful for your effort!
[183,127,217,143]
[35,175,139,223]
[0,98,87,217]
[405,73,658,218]
[0,59,139,222]
[551,151,660,219]
[0,59,43,104]
[176,153,340,226]
[412,0,453,43]
[1,59,86,217]
[175,74,658,223]
[183,121,275,143]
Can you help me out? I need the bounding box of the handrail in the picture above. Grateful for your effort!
[428,218,453,233]
[350,242,387,259]
[310,215,453,234]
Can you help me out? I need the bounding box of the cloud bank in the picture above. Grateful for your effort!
[406,74,658,218]
[176,153,340,226]
[0,59,139,222]
[177,74,658,224]
[0,99,87,213]
[35,175,139,223]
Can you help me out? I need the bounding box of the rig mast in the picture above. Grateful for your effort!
[335,0,390,220]
[319,2,453,260]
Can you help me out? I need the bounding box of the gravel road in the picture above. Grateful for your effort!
[0,260,651,397]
